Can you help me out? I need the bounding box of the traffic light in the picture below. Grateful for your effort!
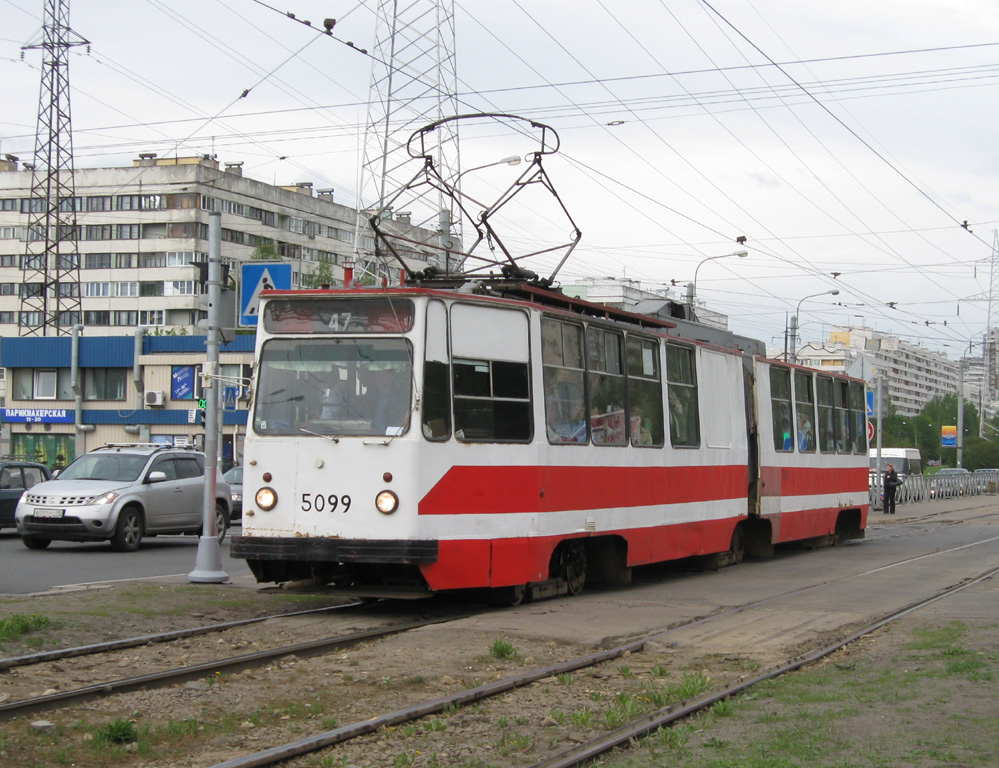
[197,397,207,426]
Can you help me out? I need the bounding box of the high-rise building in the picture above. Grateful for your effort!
[795,327,958,417]
[0,154,436,336]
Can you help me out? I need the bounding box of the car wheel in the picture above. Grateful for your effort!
[202,502,229,543]
[21,535,51,550]
[110,508,142,552]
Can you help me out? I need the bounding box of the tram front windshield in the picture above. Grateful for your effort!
[253,338,413,437]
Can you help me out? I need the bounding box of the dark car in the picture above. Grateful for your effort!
[223,465,242,521]
[0,459,51,529]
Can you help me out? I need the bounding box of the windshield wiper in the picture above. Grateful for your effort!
[299,427,339,443]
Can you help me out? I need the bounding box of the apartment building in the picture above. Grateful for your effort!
[0,153,435,336]
[795,327,958,417]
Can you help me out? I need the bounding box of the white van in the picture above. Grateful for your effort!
[869,447,922,479]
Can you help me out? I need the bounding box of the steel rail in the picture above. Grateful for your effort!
[529,565,999,768]
[0,601,363,671]
[0,613,467,722]
[206,544,999,768]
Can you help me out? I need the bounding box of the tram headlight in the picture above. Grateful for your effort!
[375,490,399,515]
[255,486,278,511]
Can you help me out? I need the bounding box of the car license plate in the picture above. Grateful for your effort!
[33,507,64,519]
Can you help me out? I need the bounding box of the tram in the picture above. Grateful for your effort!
[229,114,869,600]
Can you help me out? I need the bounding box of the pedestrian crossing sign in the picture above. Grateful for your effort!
[240,262,292,326]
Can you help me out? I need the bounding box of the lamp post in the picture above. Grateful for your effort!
[685,250,748,318]
[790,289,840,364]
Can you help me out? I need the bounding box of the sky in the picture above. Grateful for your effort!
[2,0,999,359]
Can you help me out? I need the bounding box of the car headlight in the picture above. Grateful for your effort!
[89,491,120,505]
[375,490,399,515]
[255,487,277,510]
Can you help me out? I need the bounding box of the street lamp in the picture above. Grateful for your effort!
[790,289,840,364]
[686,250,748,318]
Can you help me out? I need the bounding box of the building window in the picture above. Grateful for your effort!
[34,370,57,400]
[84,253,112,269]
[116,224,140,240]
[114,253,138,269]
[84,368,127,400]
[140,281,165,297]
[165,280,197,296]
[85,282,111,297]
[87,195,113,212]
[84,310,111,325]
[85,224,113,241]
[115,282,139,297]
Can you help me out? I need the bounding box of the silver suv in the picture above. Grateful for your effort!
[15,444,230,552]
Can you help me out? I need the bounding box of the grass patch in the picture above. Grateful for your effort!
[489,638,517,660]
[0,613,50,647]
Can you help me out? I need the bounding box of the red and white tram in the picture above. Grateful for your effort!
[230,284,869,600]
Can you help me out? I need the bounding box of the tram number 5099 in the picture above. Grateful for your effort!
[301,493,352,513]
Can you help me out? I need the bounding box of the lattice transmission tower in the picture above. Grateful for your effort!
[356,0,461,272]
[20,0,88,336]
[983,229,999,432]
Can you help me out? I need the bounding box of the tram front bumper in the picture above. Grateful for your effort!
[229,535,438,564]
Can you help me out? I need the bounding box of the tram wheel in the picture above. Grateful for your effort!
[729,524,746,565]
[556,540,587,596]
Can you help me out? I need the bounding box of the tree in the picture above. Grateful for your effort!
[250,241,278,261]
[301,257,335,289]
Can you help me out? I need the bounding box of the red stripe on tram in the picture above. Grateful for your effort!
[418,464,750,516]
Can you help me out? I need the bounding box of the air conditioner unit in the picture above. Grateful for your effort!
[144,390,166,407]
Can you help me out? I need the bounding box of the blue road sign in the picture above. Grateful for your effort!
[222,386,238,411]
[866,390,874,418]
[240,262,292,326]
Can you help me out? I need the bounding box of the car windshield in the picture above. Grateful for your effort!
[224,466,242,484]
[58,454,148,482]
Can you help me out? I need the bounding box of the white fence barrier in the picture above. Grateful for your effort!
[869,470,999,508]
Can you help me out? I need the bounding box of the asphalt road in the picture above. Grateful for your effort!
[0,525,254,595]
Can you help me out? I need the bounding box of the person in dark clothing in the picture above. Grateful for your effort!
[884,463,899,515]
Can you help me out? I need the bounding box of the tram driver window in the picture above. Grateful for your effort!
[666,344,700,448]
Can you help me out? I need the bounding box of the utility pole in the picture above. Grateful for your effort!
[20,0,86,336]
[189,212,228,583]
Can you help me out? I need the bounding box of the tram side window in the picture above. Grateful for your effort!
[849,382,866,454]
[666,344,700,448]
[586,327,627,446]
[626,336,665,447]
[770,367,793,452]
[816,376,836,453]
[794,371,816,453]
[453,359,531,442]
[542,318,587,444]
[834,380,853,453]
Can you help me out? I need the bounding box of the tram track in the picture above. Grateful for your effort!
[203,535,999,768]
[2,528,996,767]
[0,602,363,672]
[0,605,477,722]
